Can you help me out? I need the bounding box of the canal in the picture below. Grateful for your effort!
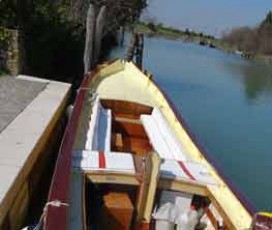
[109,34,272,212]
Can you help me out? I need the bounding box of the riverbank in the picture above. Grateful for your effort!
[133,22,272,62]
[222,11,272,62]
[134,21,233,52]
[254,55,272,64]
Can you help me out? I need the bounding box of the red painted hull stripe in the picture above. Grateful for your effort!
[178,161,195,180]
[99,151,106,168]
[45,66,102,230]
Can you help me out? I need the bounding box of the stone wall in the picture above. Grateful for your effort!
[0,28,9,72]
[0,28,23,76]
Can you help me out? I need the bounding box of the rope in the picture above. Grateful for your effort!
[32,200,69,230]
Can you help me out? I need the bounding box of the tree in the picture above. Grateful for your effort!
[223,10,272,55]
[263,11,272,25]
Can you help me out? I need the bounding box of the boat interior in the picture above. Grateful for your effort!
[70,97,226,230]
[101,99,153,156]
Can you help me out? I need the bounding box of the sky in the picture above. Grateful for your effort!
[142,0,272,37]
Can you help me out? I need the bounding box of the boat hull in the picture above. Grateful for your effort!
[45,60,253,230]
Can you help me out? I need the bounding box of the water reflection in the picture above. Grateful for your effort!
[224,58,272,100]
[243,62,272,100]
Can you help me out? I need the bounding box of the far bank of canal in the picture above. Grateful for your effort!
[109,35,272,212]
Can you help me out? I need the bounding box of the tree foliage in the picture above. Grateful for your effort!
[223,11,272,55]
[0,0,147,81]
[0,0,84,81]
[263,10,272,25]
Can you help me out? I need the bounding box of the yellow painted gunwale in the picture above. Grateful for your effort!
[83,59,252,229]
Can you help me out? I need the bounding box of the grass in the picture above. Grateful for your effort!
[0,69,7,76]
[133,21,236,53]
[134,21,185,39]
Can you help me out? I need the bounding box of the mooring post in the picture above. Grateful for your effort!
[126,33,144,68]
[126,33,136,62]
[83,4,95,74]
[120,26,125,46]
[93,5,106,67]
[136,33,144,68]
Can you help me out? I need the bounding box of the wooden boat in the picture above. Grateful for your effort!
[43,59,268,230]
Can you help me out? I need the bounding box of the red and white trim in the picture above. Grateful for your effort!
[73,150,217,186]
[161,159,217,185]
[72,150,136,174]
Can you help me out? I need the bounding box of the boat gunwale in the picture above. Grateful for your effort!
[140,65,257,216]
[45,59,255,230]
[44,64,104,230]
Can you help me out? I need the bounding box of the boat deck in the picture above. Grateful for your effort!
[92,61,253,229]
[0,75,71,229]
[45,60,253,230]
[70,96,234,229]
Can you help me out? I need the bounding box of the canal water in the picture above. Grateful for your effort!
[108,35,272,212]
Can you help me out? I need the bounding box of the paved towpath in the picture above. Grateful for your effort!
[0,76,47,132]
[0,75,71,227]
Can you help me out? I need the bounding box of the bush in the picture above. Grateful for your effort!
[0,27,11,45]
[223,11,272,55]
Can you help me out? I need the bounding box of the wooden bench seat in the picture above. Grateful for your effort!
[160,159,217,186]
[72,150,136,174]
[85,97,112,152]
[140,107,188,161]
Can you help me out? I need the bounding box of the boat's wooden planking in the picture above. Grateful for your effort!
[45,60,253,230]
[158,178,208,197]
[68,171,85,230]
[135,152,161,224]
[101,99,152,119]
[112,118,152,155]
[85,60,252,229]
[86,173,139,186]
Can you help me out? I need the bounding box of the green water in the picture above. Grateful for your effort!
[109,35,272,212]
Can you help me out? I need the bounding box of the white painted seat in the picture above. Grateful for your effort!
[85,97,112,152]
[141,115,173,159]
[141,107,188,161]
[152,108,188,160]
[72,150,136,174]
[161,159,217,186]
